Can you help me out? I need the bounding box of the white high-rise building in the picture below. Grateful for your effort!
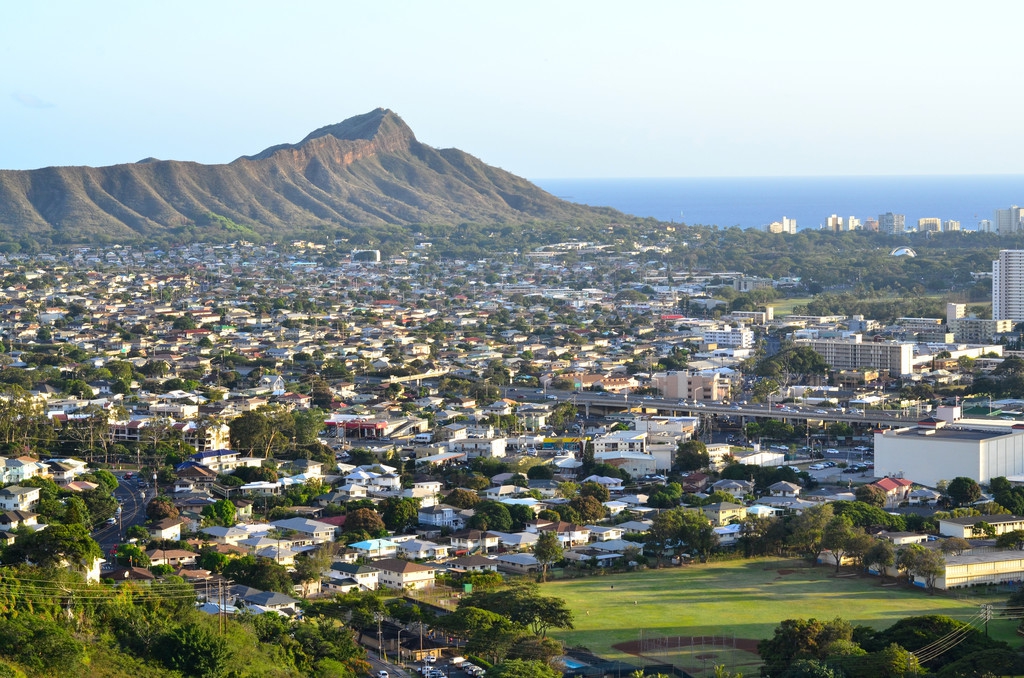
[994,207,1024,236]
[826,214,844,232]
[847,216,861,231]
[879,212,905,235]
[992,249,1024,322]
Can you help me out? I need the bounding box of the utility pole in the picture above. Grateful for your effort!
[983,604,992,637]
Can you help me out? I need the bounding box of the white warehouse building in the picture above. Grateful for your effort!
[874,419,1024,487]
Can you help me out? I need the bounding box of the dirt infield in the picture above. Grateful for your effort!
[613,635,761,655]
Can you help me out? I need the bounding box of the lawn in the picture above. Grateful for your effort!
[543,558,1018,663]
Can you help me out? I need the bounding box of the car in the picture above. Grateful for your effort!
[106,516,117,525]
[424,655,437,664]
[815,409,828,414]
[825,448,839,454]
[378,671,390,678]
[545,394,558,400]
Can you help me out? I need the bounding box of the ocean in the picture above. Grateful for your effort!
[532,176,1024,231]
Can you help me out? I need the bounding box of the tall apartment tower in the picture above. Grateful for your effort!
[992,249,1024,322]
[827,214,844,232]
[848,216,861,230]
[995,206,1024,236]
[879,212,905,235]
[918,218,942,232]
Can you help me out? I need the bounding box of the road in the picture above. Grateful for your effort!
[92,473,151,557]
[501,386,916,426]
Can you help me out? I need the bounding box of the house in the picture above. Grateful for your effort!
[494,552,538,574]
[586,525,624,542]
[710,479,753,499]
[200,525,250,546]
[328,563,379,591]
[418,504,463,530]
[397,539,450,560]
[701,502,747,526]
[908,488,942,505]
[370,558,437,590]
[0,486,40,512]
[481,485,519,500]
[449,529,500,553]
[146,548,198,567]
[0,510,38,531]
[240,590,300,614]
[768,481,801,497]
[444,554,498,573]
[149,517,183,541]
[348,538,399,560]
[871,477,914,507]
[581,475,626,493]
[535,521,591,547]
[270,517,335,544]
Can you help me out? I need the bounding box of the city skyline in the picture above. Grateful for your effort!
[4,1,1024,178]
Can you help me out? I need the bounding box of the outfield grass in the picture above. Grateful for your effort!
[543,558,1018,661]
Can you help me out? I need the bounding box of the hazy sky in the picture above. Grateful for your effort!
[3,1,1023,178]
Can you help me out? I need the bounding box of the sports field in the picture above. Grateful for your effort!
[544,558,1017,668]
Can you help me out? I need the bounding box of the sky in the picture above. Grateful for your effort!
[3,1,1024,178]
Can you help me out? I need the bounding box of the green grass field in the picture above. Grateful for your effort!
[544,558,1019,665]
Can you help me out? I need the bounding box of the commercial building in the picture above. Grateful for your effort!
[794,335,914,376]
[993,250,1024,322]
[874,419,1024,487]
[917,217,942,232]
[651,370,731,402]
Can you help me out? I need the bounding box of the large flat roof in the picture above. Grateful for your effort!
[887,427,1014,442]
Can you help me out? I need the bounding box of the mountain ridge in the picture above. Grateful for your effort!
[0,109,615,245]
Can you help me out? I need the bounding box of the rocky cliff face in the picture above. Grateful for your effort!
[0,108,607,244]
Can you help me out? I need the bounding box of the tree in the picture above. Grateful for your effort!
[468,501,513,532]
[380,496,420,532]
[674,440,710,472]
[444,488,481,509]
[568,495,606,523]
[578,481,611,503]
[201,498,236,527]
[946,476,981,507]
[854,484,886,508]
[533,531,563,582]
[821,515,857,573]
[146,496,180,523]
[758,617,854,677]
[343,508,386,536]
[4,523,102,570]
[158,621,231,678]
[863,540,895,581]
[938,537,971,556]
[223,555,293,594]
[462,581,573,637]
[790,503,834,564]
[896,544,945,592]
[487,659,560,678]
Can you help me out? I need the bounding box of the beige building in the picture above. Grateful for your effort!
[370,559,436,590]
[795,336,914,376]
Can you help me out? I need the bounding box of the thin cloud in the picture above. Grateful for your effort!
[11,92,55,109]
